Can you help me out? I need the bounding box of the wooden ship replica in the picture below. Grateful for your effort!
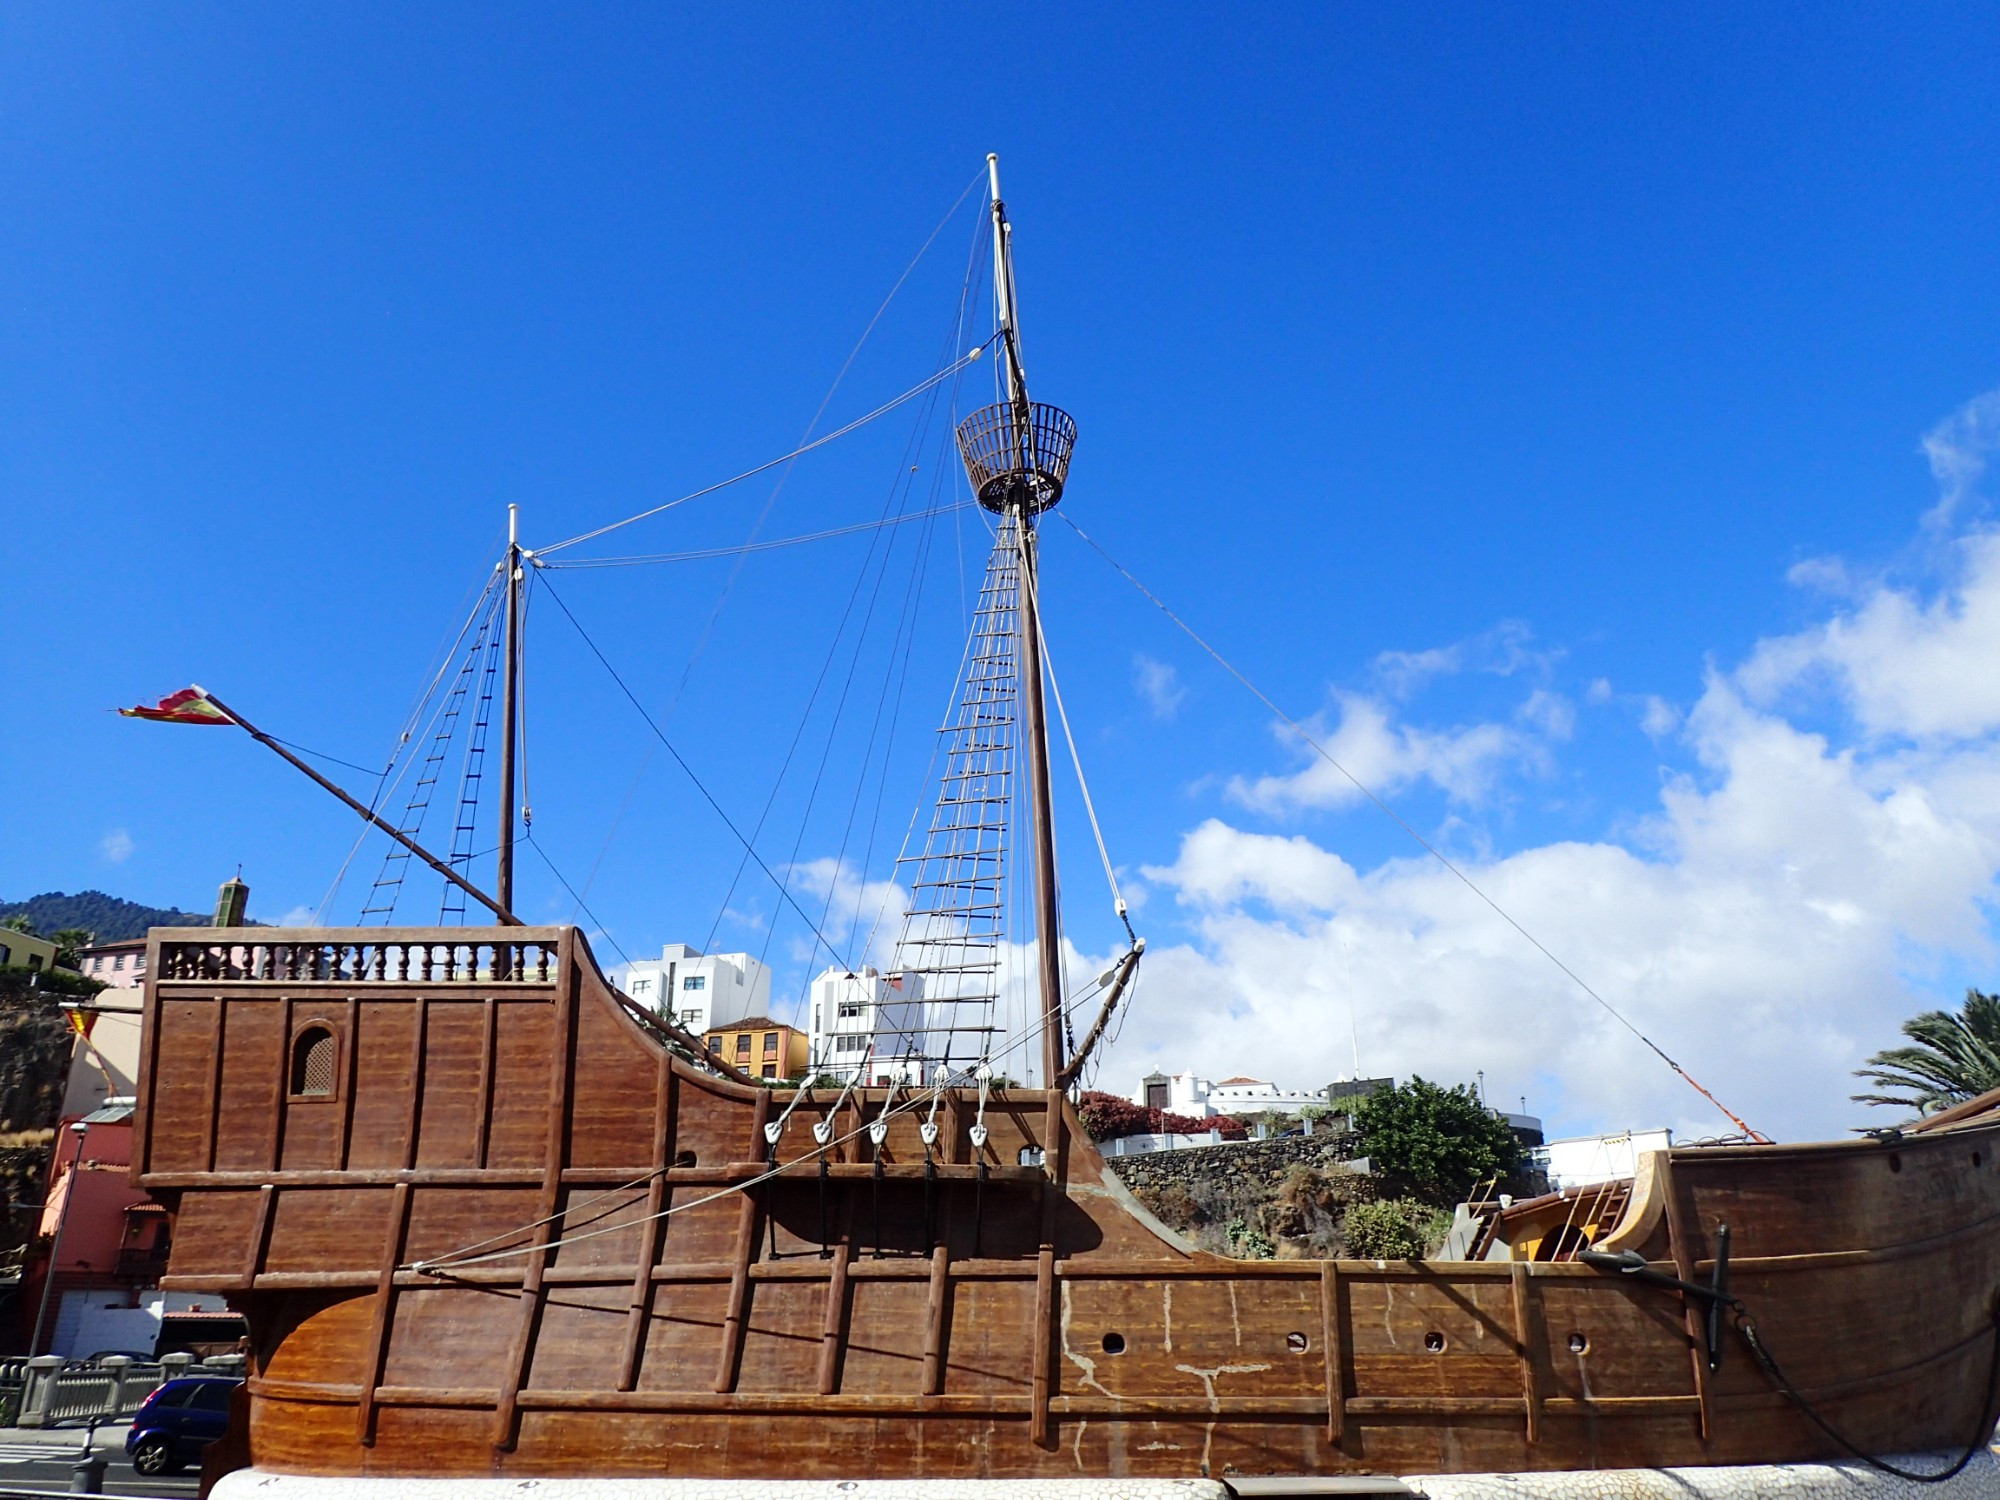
[129,158,2000,1487]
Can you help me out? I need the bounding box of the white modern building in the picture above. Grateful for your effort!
[1134,1071,1325,1118]
[808,965,930,1085]
[1541,1128,1674,1190]
[610,943,771,1036]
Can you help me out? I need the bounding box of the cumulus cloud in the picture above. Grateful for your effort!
[1133,655,1186,720]
[1739,527,2000,741]
[100,829,134,864]
[1226,692,1539,814]
[787,856,909,969]
[1094,388,2000,1144]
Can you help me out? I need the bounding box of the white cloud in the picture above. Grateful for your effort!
[1740,527,2000,741]
[278,904,321,927]
[1093,389,2000,1144]
[1921,388,2000,530]
[1133,655,1187,720]
[1640,696,1680,738]
[100,829,134,864]
[1371,620,1545,698]
[787,856,909,970]
[1226,692,1537,814]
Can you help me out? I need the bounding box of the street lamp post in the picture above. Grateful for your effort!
[28,1119,90,1357]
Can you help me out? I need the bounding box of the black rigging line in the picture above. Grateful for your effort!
[1056,510,1767,1142]
[524,829,634,970]
[788,427,950,994]
[698,471,928,961]
[534,572,853,972]
[267,736,389,781]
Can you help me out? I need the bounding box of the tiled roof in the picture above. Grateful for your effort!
[705,1016,788,1035]
[1214,1075,1266,1086]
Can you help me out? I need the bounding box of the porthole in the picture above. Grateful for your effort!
[1285,1331,1308,1353]
[1101,1332,1126,1355]
[1974,1151,1984,1168]
[1567,1332,1589,1354]
[1888,1152,1904,1174]
[674,1149,698,1168]
[1423,1331,1446,1353]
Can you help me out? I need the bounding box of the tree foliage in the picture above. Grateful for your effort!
[1077,1090,1247,1142]
[1352,1076,1525,1208]
[0,891,212,943]
[1853,989,2000,1115]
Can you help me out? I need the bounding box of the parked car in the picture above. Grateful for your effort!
[125,1375,241,1476]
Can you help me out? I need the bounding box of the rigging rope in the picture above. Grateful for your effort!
[522,829,633,969]
[541,503,967,569]
[1030,574,1134,943]
[533,343,992,559]
[534,573,855,972]
[1056,511,1769,1144]
[553,180,989,925]
[409,961,1106,1274]
[314,559,505,921]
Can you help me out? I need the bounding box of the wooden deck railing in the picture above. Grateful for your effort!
[156,936,559,984]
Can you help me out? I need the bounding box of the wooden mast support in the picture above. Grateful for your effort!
[496,503,522,912]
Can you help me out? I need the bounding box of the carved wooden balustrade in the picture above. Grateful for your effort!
[157,935,559,985]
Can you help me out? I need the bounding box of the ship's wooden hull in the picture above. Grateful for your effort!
[132,927,2000,1481]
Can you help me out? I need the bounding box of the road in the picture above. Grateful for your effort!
[0,1439,200,1497]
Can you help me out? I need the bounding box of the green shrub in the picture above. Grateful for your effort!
[1343,1197,1452,1260]
[1223,1217,1275,1260]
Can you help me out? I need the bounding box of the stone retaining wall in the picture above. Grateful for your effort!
[1102,1129,1361,1196]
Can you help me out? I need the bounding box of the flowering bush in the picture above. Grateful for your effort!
[1077,1090,1247,1142]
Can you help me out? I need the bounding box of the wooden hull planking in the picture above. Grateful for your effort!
[131,926,2000,1480]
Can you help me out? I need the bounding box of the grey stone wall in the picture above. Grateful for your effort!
[1103,1128,1361,1196]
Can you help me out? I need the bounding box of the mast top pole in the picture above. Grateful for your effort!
[987,153,1028,413]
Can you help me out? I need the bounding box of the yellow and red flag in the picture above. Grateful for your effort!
[119,686,231,725]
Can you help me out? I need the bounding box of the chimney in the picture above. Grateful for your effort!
[213,873,249,928]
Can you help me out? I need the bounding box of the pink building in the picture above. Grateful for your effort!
[21,1102,171,1355]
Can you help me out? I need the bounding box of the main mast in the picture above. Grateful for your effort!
[955,155,1078,1090]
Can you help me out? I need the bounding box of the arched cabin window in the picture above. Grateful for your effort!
[290,1024,337,1098]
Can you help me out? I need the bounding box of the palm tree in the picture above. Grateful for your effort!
[1853,990,2000,1114]
[51,928,95,969]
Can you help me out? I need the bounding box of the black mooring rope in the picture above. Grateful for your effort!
[1733,1304,2000,1484]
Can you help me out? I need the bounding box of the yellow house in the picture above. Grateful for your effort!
[703,1015,809,1082]
[0,927,60,973]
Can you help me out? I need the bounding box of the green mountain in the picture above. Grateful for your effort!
[0,890,216,943]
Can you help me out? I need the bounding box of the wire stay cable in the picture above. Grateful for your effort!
[543,503,967,570]
[1056,511,1767,1143]
[534,343,993,559]
[534,573,854,973]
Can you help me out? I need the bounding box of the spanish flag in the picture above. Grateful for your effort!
[119,686,230,725]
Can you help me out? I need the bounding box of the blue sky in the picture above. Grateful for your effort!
[6,6,2000,1140]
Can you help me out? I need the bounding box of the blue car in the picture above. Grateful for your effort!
[125,1375,241,1477]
